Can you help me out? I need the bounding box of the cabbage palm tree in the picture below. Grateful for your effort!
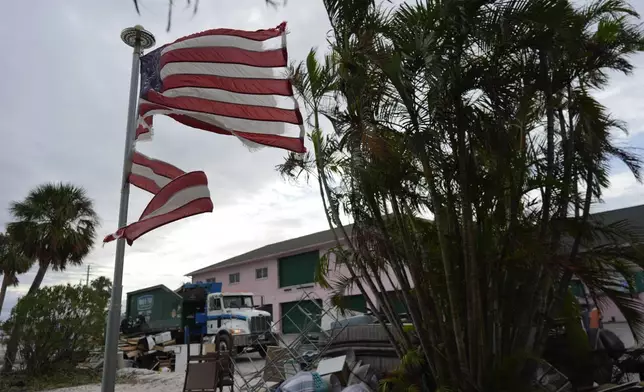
[0,233,33,319]
[2,183,99,373]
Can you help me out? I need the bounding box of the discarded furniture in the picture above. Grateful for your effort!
[183,351,235,392]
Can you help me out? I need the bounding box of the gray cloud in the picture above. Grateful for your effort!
[0,0,333,319]
[1,0,644,320]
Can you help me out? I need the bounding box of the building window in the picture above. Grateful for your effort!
[229,272,240,284]
[256,267,268,280]
[206,278,216,283]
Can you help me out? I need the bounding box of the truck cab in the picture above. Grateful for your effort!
[205,292,277,357]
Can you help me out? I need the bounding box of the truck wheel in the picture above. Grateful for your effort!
[258,345,267,359]
[217,334,231,353]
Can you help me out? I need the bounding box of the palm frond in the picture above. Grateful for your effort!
[6,183,99,280]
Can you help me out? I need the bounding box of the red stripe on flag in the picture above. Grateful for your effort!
[140,171,208,218]
[136,124,150,140]
[129,173,163,194]
[170,23,286,44]
[132,151,185,179]
[136,116,153,140]
[167,113,306,153]
[142,92,303,125]
[103,230,123,243]
[162,74,294,96]
[160,47,287,69]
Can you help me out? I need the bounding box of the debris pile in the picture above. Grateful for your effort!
[119,331,176,371]
[260,349,379,392]
[225,291,389,392]
[77,350,104,370]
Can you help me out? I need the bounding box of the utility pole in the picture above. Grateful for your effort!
[86,265,91,286]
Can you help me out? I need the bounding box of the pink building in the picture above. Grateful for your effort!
[186,205,644,332]
[186,225,404,334]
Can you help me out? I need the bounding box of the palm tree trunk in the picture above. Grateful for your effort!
[540,49,555,240]
[2,262,50,372]
[1,315,20,373]
[27,262,49,296]
[0,274,10,317]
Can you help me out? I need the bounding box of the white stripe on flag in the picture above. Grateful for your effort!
[162,87,296,110]
[161,34,283,55]
[139,102,301,137]
[130,162,173,190]
[160,63,289,81]
[143,184,210,219]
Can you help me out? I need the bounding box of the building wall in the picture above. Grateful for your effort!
[191,243,408,332]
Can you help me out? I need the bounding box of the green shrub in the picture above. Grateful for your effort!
[3,278,111,375]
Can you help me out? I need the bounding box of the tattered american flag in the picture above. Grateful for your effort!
[104,171,213,245]
[104,23,303,245]
[136,22,306,153]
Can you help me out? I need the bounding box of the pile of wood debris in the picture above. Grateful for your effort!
[119,331,176,371]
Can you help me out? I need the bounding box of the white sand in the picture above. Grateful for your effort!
[44,369,185,392]
[43,358,267,392]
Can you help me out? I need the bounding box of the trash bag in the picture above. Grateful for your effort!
[277,372,339,392]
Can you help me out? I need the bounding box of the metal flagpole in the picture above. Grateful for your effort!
[101,25,155,392]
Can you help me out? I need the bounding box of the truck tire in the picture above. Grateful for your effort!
[258,345,267,359]
[217,334,231,353]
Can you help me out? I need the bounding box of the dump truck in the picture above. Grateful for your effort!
[198,291,277,357]
[121,283,277,356]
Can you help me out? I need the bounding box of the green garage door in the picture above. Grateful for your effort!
[281,299,323,334]
[341,294,368,313]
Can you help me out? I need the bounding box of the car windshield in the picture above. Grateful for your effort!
[223,296,253,308]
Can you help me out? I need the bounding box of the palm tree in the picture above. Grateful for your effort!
[2,183,99,373]
[279,0,644,390]
[7,183,99,295]
[89,276,113,303]
[0,233,33,319]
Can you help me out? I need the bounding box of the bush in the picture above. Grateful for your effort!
[2,278,111,375]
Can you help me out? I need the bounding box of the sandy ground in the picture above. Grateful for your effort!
[44,369,187,392]
[42,356,267,392]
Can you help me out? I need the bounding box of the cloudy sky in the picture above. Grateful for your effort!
[1,0,644,320]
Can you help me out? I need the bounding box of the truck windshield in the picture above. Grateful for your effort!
[223,296,253,308]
